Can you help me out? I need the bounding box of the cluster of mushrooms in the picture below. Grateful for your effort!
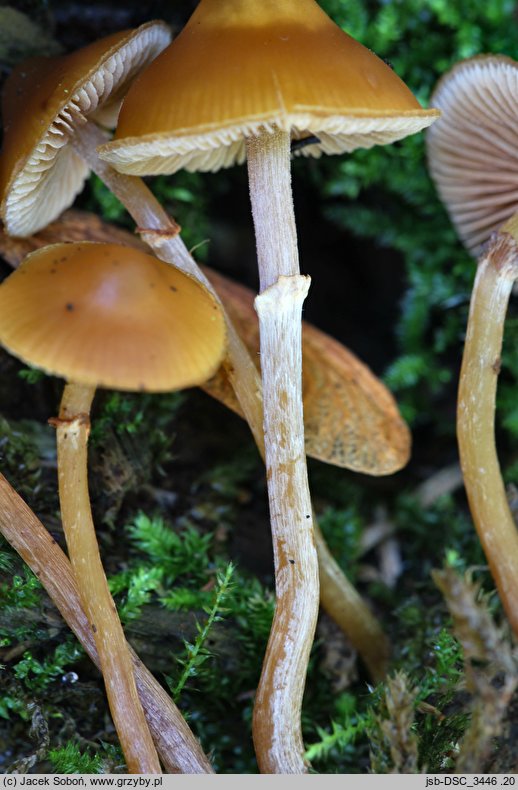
[0,0,487,775]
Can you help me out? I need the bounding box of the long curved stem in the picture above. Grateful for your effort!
[55,382,161,774]
[0,473,213,773]
[246,128,318,773]
[73,120,390,683]
[314,520,389,682]
[457,230,518,637]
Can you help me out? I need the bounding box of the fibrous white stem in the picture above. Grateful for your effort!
[247,128,318,774]
[73,121,390,683]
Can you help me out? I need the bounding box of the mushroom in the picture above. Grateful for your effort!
[0,23,395,699]
[0,212,397,684]
[427,57,518,637]
[99,0,438,772]
[427,56,518,255]
[0,241,226,772]
[0,22,171,237]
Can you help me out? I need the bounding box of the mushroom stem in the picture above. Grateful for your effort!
[72,121,390,681]
[55,382,161,774]
[72,122,264,434]
[246,129,300,290]
[72,123,179,244]
[314,520,390,683]
[246,128,318,773]
[0,473,213,774]
[457,229,518,637]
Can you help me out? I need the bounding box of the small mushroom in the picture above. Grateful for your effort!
[0,22,171,238]
[100,0,438,772]
[427,58,518,637]
[427,55,518,255]
[0,241,226,773]
[0,29,266,496]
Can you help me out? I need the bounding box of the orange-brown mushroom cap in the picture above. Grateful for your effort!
[0,22,171,237]
[0,213,410,474]
[427,55,518,254]
[0,242,226,392]
[99,0,439,175]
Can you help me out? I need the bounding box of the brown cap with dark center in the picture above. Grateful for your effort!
[427,55,518,254]
[0,22,171,237]
[0,242,226,392]
[99,0,439,175]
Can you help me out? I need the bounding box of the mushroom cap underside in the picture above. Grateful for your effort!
[427,54,518,254]
[0,241,226,392]
[0,21,171,237]
[100,0,438,174]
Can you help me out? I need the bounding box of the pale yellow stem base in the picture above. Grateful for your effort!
[56,383,160,774]
[458,232,518,637]
[0,472,213,773]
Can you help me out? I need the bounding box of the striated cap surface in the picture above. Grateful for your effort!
[100,0,439,174]
[0,242,226,392]
[0,22,171,237]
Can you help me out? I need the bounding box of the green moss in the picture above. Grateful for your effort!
[126,513,213,584]
[168,562,235,702]
[48,742,118,774]
[316,0,518,427]
[13,640,83,693]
